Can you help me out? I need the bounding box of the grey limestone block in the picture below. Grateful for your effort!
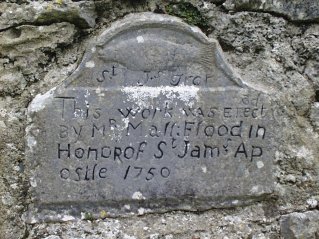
[25,13,279,223]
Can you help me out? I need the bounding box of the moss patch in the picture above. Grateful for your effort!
[83,212,94,221]
[165,2,211,33]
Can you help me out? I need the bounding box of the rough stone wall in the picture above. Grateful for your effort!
[0,0,318,238]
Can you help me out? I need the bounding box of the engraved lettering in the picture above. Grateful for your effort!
[126,122,142,136]
[58,143,70,159]
[251,146,263,161]
[154,141,166,159]
[60,168,70,179]
[234,142,248,158]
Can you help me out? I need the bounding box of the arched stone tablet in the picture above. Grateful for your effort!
[25,13,277,222]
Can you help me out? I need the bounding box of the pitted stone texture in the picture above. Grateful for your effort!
[0,0,96,30]
[0,22,76,97]
[26,204,279,239]
[280,210,319,239]
[0,22,75,57]
[310,103,319,132]
[223,0,319,22]
[0,70,26,96]
[26,13,277,222]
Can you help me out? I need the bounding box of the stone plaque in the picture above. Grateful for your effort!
[26,13,277,222]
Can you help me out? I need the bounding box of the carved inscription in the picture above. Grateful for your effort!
[51,86,269,184]
[95,64,211,87]
[26,13,276,221]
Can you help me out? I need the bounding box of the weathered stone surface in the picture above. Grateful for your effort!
[280,210,319,239]
[0,22,77,96]
[223,0,319,22]
[0,0,96,30]
[0,0,317,237]
[0,70,26,96]
[305,60,319,88]
[310,103,319,132]
[25,204,279,239]
[0,22,76,57]
[25,13,277,222]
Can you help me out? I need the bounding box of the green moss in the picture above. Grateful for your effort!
[83,212,94,221]
[165,2,211,33]
[99,210,108,219]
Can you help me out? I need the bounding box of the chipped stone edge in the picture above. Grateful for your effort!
[28,87,56,114]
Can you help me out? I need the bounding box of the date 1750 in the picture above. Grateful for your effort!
[59,164,170,182]
[124,166,170,181]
